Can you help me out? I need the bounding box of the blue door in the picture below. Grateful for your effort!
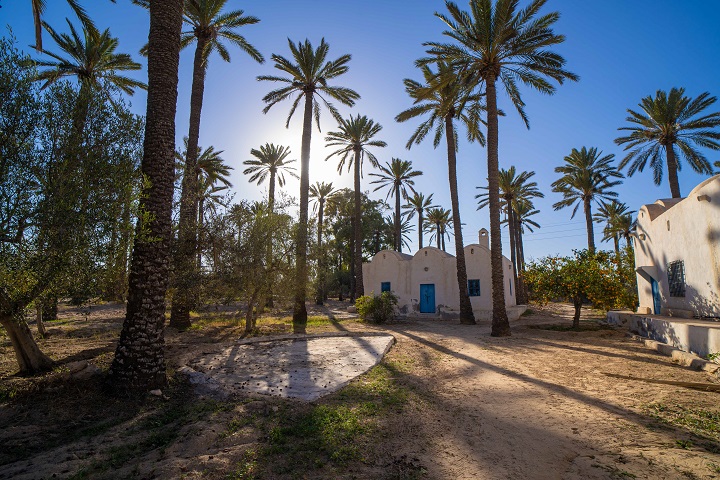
[419,284,435,313]
[651,278,662,314]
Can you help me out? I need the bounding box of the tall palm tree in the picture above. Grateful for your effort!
[243,143,298,212]
[325,115,386,300]
[402,192,436,249]
[310,181,336,305]
[425,207,452,251]
[593,200,633,253]
[426,0,577,336]
[613,213,637,250]
[552,147,623,253]
[615,88,720,198]
[369,158,423,253]
[477,167,543,304]
[108,0,184,393]
[396,60,484,324]
[383,214,413,252]
[171,0,263,330]
[259,38,359,332]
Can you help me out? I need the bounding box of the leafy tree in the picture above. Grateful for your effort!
[258,38,359,332]
[615,88,720,198]
[552,147,623,253]
[243,143,298,212]
[402,192,436,249]
[170,0,263,330]
[477,167,543,304]
[426,0,578,336]
[310,181,336,305]
[396,59,485,324]
[369,158,422,253]
[1,35,143,374]
[108,0,184,393]
[525,249,638,328]
[325,114,386,300]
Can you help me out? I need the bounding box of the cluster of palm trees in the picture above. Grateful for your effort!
[21,0,719,391]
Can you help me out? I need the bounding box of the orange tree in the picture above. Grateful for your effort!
[525,249,637,328]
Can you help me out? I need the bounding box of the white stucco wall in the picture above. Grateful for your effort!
[634,174,720,318]
[363,231,517,316]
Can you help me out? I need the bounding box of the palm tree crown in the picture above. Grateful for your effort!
[593,200,635,252]
[369,158,423,253]
[552,147,623,252]
[243,143,298,209]
[258,38,360,128]
[396,60,486,148]
[402,192,436,249]
[181,1,264,66]
[615,87,720,198]
[32,19,145,94]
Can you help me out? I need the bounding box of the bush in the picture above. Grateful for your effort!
[355,291,398,324]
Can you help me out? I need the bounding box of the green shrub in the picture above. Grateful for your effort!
[355,291,398,324]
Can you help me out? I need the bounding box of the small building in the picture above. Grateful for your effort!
[362,229,517,317]
[634,174,720,318]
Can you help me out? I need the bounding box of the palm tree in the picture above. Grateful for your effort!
[396,60,485,324]
[325,114,386,300]
[369,158,423,253]
[258,38,359,332]
[108,0,184,393]
[426,0,578,336]
[477,167,543,304]
[383,214,413,252]
[593,200,634,253]
[30,0,95,52]
[171,0,263,330]
[513,199,540,276]
[615,88,720,198]
[243,143,298,212]
[552,147,623,253]
[402,192,436,249]
[310,181,336,305]
[425,207,452,251]
[613,213,637,250]
[32,19,145,137]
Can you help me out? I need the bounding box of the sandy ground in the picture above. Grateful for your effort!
[1,301,720,479]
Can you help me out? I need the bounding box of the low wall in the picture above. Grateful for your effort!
[607,311,720,358]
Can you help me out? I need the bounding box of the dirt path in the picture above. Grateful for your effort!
[2,302,720,479]
[375,306,720,479]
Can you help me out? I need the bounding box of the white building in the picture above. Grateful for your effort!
[634,174,720,318]
[362,229,517,317]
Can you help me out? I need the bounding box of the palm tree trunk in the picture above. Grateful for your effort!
[353,147,364,299]
[613,235,619,254]
[197,197,204,269]
[507,203,519,304]
[418,210,423,249]
[394,184,401,252]
[584,198,596,253]
[315,200,325,305]
[666,145,681,198]
[436,222,441,249]
[170,35,208,330]
[265,170,276,308]
[514,213,529,305]
[292,92,313,332]
[107,0,183,393]
[445,115,475,324]
[485,75,510,337]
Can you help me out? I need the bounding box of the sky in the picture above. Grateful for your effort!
[3,0,720,261]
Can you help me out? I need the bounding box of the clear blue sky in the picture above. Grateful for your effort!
[4,0,720,260]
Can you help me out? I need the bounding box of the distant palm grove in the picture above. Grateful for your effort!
[2,0,719,393]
